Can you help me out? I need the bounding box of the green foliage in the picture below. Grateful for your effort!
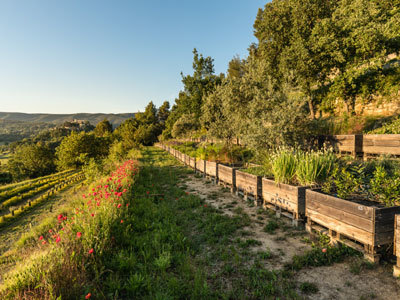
[94,119,113,137]
[299,282,319,294]
[8,144,56,180]
[296,150,337,186]
[322,158,400,206]
[370,165,400,206]
[367,115,400,134]
[271,149,298,184]
[55,131,111,170]
[286,235,360,271]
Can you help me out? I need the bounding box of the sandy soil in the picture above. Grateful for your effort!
[181,171,400,300]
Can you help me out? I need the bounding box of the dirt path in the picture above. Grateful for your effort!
[180,171,400,300]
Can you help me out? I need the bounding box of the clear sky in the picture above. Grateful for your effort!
[0,0,267,114]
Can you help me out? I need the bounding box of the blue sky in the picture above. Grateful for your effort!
[0,0,266,114]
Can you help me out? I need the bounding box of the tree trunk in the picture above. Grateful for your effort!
[308,96,315,120]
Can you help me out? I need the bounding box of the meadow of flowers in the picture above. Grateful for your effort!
[1,159,138,299]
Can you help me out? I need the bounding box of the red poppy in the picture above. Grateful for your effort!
[85,293,91,299]
[88,248,94,254]
[322,248,327,253]
[42,240,46,245]
[120,220,124,223]
[39,236,43,240]
[55,236,61,243]
[117,203,122,208]
[77,232,82,238]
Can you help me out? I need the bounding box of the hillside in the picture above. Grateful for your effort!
[0,112,135,127]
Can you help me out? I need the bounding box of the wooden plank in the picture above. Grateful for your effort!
[307,209,374,246]
[196,159,205,173]
[307,198,374,233]
[306,190,374,219]
[218,165,234,185]
[262,178,307,215]
[205,161,217,177]
[363,146,400,155]
[235,170,258,195]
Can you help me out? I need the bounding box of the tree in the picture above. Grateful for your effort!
[254,0,337,119]
[312,0,400,113]
[171,114,198,138]
[157,101,170,124]
[172,49,223,133]
[227,55,246,79]
[94,119,113,137]
[8,144,56,180]
[55,131,111,170]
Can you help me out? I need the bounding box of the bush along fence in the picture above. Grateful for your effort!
[155,143,400,277]
[320,134,400,159]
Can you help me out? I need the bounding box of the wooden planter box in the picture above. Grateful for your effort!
[196,159,206,174]
[324,135,363,158]
[176,151,182,162]
[189,156,196,169]
[262,178,307,224]
[218,164,237,192]
[394,215,400,277]
[363,134,400,158]
[235,170,262,204]
[306,189,400,262]
[182,154,189,165]
[205,161,218,181]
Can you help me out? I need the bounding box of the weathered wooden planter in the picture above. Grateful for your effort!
[189,156,196,169]
[394,215,400,277]
[324,135,363,158]
[306,190,400,262]
[363,134,400,159]
[205,161,218,183]
[217,164,238,193]
[175,150,182,162]
[196,159,206,175]
[235,170,262,205]
[262,178,307,226]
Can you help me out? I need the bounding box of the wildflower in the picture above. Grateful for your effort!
[77,232,82,238]
[85,293,91,299]
[57,214,63,221]
[55,236,61,243]
[82,194,86,198]
[126,203,129,207]
[123,189,127,193]
[322,248,327,253]
[91,213,95,217]
[146,191,149,194]
[117,203,122,208]
[120,220,124,223]
[42,241,47,245]
[88,248,94,254]
[39,236,43,240]
[49,229,53,233]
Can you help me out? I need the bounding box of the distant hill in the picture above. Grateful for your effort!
[0,112,135,127]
